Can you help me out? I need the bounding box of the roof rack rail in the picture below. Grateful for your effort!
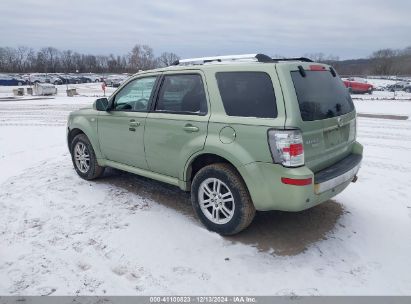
[272,57,313,62]
[171,53,274,66]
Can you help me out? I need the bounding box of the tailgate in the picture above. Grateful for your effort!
[275,63,357,172]
[300,112,356,172]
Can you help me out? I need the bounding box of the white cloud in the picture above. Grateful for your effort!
[0,0,409,59]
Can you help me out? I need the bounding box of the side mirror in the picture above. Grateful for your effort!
[94,98,109,111]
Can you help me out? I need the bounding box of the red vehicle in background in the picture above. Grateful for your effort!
[343,78,374,94]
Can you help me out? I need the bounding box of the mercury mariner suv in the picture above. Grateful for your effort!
[67,54,363,235]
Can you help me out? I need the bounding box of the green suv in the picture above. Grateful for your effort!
[67,54,362,235]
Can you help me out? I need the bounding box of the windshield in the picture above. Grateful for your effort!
[291,70,354,121]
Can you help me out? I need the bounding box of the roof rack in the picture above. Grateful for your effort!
[272,57,313,62]
[171,53,274,66]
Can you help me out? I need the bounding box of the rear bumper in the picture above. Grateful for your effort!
[314,154,362,194]
[238,142,363,211]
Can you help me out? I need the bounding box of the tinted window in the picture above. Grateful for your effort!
[155,74,207,114]
[114,77,156,111]
[291,71,354,121]
[216,72,277,118]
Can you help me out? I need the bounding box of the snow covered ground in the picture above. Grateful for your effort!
[0,84,410,295]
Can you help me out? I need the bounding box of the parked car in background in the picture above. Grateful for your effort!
[48,75,63,85]
[22,74,62,85]
[386,82,409,92]
[404,84,411,93]
[104,75,128,87]
[346,77,367,83]
[90,74,103,82]
[0,74,26,86]
[58,74,81,84]
[343,79,373,94]
[77,75,95,83]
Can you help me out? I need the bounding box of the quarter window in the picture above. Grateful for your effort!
[113,77,157,111]
[155,74,207,114]
[216,72,277,118]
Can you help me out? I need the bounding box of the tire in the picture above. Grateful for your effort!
[18,82,22,86]
[191,163,255,235]
[70,134,104,180]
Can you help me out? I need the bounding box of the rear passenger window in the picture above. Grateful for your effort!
[155,74,207,114]
[216,72,277,118]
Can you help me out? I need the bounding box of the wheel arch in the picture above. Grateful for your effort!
[183,152,247,191]
[67,117,103,159]
[67,128,85,148]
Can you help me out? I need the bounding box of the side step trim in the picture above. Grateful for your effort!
[100,159,180,187]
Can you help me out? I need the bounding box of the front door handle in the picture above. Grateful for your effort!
[129,119,141,131]
[183,124,199,133]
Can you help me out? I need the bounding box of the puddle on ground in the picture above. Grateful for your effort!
[226,201,344,256]
[97,168,344,256]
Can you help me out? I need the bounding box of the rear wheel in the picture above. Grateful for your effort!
[191,163,255,235]
[70,134,104,180]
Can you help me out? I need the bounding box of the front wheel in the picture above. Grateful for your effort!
[191,163,255,235]
[70,134,104,180]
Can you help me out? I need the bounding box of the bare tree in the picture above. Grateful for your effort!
[129,44,156,71]
[14,46,34,72]
[158,52,180,67]
[38,47,60,72]
[303,52,339,63]
[0,47,18,72]
[61,50,75,72]
[370,48,398,75]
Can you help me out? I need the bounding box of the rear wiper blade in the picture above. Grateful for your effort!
[326,109,335,118]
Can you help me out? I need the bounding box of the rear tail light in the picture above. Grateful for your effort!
[268,129,305,167]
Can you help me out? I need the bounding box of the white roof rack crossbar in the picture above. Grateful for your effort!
[172,53,274,66]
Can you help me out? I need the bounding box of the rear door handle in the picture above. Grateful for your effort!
[129,120,141,127]
[183,124,199,133]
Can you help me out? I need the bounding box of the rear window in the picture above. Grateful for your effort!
[216,72,277,118]
[291,71,354,121]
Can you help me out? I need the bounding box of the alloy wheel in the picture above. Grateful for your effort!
[198,178,235,224]
[74,142,90,173]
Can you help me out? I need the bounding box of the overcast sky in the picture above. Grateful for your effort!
[0,0,409,59]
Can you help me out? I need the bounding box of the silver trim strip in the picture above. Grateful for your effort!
[314,162,361,194]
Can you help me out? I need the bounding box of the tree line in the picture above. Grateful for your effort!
[0,44,179,74]
[1,44,411,75]
[306,46,411,76]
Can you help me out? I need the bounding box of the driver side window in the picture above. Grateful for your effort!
[113,76,157,111]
